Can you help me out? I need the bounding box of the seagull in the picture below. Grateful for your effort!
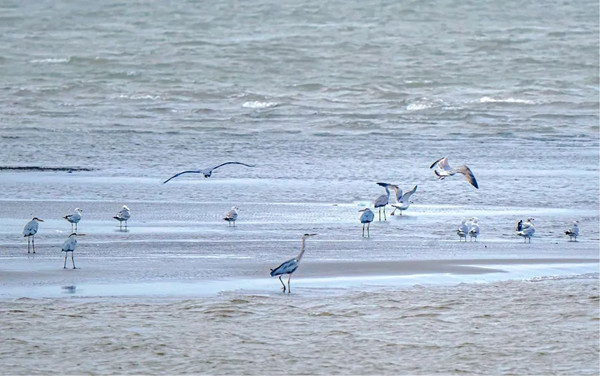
[224,206,239,227]
[62,233,84,269]
[374,182,397,221]
[270,233,317,293]
[359,208,375,237]
[163,162,255,184]
[468,217,480,242]
[23,217,44,254]
[457,218,470,242]
[516,217,535,243]
[430,157,479,189]
[113,205,131,230]
[64,208,83,232]
[390,185,418,216]
[565,221,580,241]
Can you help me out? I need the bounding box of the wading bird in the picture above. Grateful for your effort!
[565,221,580,241]
[23,217,44,254]
[64,208,83,232]
[113,205,131,230]
[62,233,84,269]
[224,206,239,227]
[468,217,480,242]
[516,217,535,243]
[270,233,317,293]
[359,207,375,238]
[374,182,397,221]
[390,185,418,216]
[163,162,255,184]
[457,218,470,242]
[430,157,479,189]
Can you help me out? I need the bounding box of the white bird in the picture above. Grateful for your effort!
[430,157,479,189]
[64,208,83,232]
[163,162,255,184]
[565,221,580,241]
[224,206,239,227]
[359,208,375,238]
[113,205,131,230]
[374,182,397,221]
[468,217,480,242]
[270,233,317,293]
[457,218,470,242]
[23,217,44,254]
[62,233,84,269]
[516,217,535,243]
[390,185,418,216]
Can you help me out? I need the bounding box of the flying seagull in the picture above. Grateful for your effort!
[390,185,418,216]
[163,162,255,184]
[430,157,479,189]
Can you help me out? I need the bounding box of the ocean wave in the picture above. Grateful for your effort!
[29,57,71,64]
[242,101,278,109]
[112,94,162,100]
[480,96,535,104]
[406,98,446,111]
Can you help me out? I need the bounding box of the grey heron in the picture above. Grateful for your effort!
[359,208,374,237]
[62,233,84,269]
[113,205,130,230]
[64,208,83,232]
[374,182,397,221]
[457,218,469,242]
[468,217,480,242]
[270,233,317,293]
[516,217,535,243]
[430,157,479,189]
[565,221,580,241]
[390,185,418,216]
[163,162,255,183]
[23,217,44,254]
[224,206,239,227]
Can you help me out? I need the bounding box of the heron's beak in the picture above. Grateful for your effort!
[38,219,44,222]
[78,234,86,236]
[308,233,317,237]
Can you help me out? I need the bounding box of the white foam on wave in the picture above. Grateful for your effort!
[242,101,278,109]
[480,96,535,104]
[406,98,446,111]
[29,57,71,64]
[114,94,162,100]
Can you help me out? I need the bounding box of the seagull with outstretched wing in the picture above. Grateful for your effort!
[430,157,479,189]
[163,162,255,184]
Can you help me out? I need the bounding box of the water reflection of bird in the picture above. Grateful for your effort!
[390,185,418,216]
[359,208,375,238]
[64,208,83,232]
[430,157,479,189]
[374,182,396,221]
[23,217,44,254]
[270,233,317,293]
[163,162,255,183]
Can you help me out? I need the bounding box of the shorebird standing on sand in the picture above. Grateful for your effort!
[565,221,580,241]
[359,208,375,238]
[224,206,239,226]
[64,208,83,232]
[113,205,131,230]
[23,217,44,254]
[62,233,84,269]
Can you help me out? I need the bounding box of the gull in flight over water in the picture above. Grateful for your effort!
[390,185,418,216]
[23,217,44,254]
[565,221,580,241]
[270,233,317,294]
[64,208,83,232]
[430,157,479,189]
[163,162,255,184]
[223,206,239,227]
[374,182,397,221]
[359,208,375,238]
[516,217,535,243]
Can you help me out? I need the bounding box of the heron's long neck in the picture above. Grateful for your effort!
[297,238,307,261]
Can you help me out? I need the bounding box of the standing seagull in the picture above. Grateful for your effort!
[468,217,480,242]
[64,208,83,232]
[113,205,131,230]
[163,162,255,184]
[390,185,418,216]
[565,221,580,241]
[62,233,84,269]
[430,157,479,189]
[374,182,397,221]
[270,233,317,293]
[516,217,535,243]
[23,217,44,254]
[224,206,239,227]
[359,208,375,238]
[457,218,470,242]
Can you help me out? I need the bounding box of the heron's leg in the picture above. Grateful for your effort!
[27,237,30,253]
[63,253,67,269]
[287,274,292,294]
[32,236,36,254]
[72,253,77,269]
[361,224,364,237]
[75,223,77,232]
[278,276,286,293]
[367,223,370,238]
[378,208,381,221]
[384,208,386,221]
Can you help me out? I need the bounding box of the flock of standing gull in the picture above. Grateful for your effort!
[20,159,581,293]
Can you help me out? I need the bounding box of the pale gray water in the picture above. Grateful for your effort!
[0,0,598,374]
